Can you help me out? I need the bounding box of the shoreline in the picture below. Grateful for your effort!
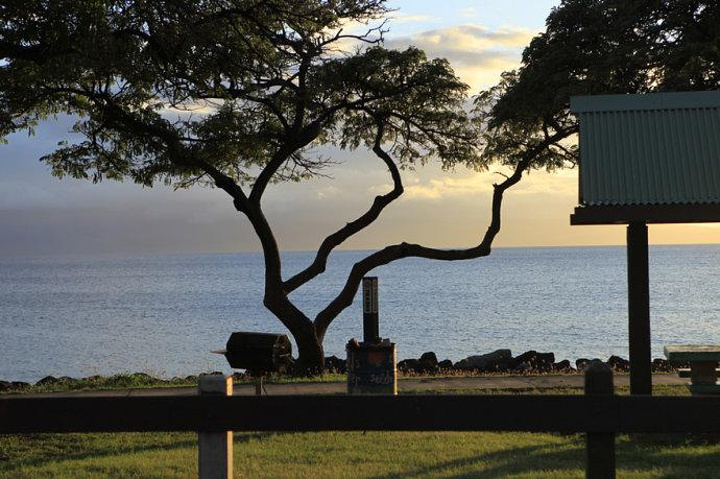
[1,348,679,393]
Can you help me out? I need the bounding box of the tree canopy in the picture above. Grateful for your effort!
[477,0,720,173]
[1,0,489,372]
[1,0,480,186]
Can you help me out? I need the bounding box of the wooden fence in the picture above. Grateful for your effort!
[1,363,719,479]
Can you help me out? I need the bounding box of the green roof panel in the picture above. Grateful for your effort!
[570,91,720,206]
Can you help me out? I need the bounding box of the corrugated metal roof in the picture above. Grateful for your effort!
[570,91,720,206]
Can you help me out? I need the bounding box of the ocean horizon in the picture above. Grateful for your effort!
[2,244,720,382]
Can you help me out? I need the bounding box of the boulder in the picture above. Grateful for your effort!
[437,359,454,370]
[514,351,555,372]
[514,361,532,373]
[419,352,438,365]
[36,375,59,386]
[397,356,439,374]
[652,358,674,372]
[553,360,573,372]
[606,355,630,372]
[575,358,591,371]
[417,352,439,373]
[325,355,346,373]
[454,349,512,372]
[397,358,422,373]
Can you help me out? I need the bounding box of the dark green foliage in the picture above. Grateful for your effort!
[478,0,720,171]
[0,0,478,188]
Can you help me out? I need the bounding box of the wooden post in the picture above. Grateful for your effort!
[198,374,233,479]
[585,361,615,479]
[627,222,652,395]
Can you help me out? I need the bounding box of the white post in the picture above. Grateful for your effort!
[198,374,233,479]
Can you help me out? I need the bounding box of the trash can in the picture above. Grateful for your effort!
[346,338,397,395]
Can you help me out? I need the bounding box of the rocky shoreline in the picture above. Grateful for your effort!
[1,349,678,393]
[326,349,676,375]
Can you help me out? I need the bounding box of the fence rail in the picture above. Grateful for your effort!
[1,394,720,434]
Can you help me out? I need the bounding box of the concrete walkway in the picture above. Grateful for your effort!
[8,373,688,398]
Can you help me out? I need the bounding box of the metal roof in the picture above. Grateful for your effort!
[570,91,720,206]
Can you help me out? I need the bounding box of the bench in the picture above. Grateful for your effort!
[665,345,720,394]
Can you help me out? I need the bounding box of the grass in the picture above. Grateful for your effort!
[1,372,350,395]
[0,383,714,478]
[3,430,720,478]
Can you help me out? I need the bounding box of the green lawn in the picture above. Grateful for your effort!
[3,430,720,478]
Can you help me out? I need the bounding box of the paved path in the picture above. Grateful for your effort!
[8,373,688,398]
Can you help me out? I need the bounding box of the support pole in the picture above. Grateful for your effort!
[198,374,233,479]
[627,222,652,395]
[585,361,615,479]
[362,277,380,343]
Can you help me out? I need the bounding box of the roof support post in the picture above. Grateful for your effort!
[627,222,652,395]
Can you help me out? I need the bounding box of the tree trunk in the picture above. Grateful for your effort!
[293,328,325,376]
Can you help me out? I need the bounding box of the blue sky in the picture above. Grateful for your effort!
[2,0,713,256]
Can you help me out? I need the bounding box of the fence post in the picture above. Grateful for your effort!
[585,361,615,479]
[198,374,233,479]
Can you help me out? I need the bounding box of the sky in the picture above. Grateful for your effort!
[2,0,720,256]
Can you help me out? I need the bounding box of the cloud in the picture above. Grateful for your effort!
[402,173,493,201]
[401,25,534,49]
[385,24,537,91]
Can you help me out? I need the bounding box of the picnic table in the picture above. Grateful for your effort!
[665,345,720,394]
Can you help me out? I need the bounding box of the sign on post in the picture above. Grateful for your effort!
[362,276,379,343]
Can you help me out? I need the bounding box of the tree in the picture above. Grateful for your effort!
[2,0,511,374]
[477,0,720,176]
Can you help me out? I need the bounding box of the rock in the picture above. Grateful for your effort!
[652,358,674,372]
[0,380,11,392]
[417,352,439,373]
[576,358,591,371]
[454,349,512,372]
[514,351,555,372]
[397,358,421,373]
[325,355,346,373]
[606,355,630,372]
[419,352,438,365]
[514,361,532,373]
[437,359,454,370]
[553,360,573,372]
[36,375,59,386]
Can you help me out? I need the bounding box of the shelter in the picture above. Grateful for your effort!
[570,91,720,394]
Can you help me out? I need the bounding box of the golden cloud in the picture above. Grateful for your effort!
[385,24,538,91]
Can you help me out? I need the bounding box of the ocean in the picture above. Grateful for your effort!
[2,245,719,382]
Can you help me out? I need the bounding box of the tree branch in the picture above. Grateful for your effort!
[313,129,572,339]
[283,121,404,293]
